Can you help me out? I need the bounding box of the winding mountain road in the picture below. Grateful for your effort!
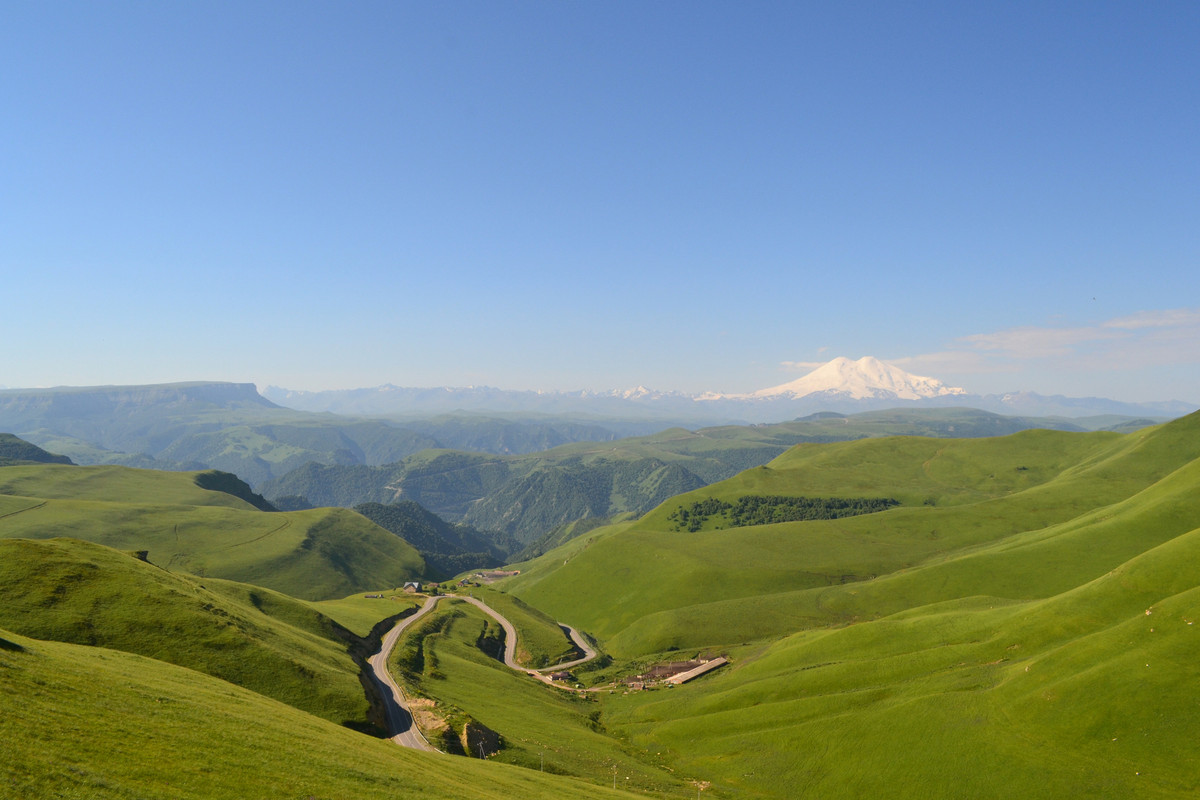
[366,596,443,750]
[552,624,598,671]
[369,594,597,748]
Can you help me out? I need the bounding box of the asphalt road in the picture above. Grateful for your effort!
[548,624,598,671]
[367,595,443,751]
[369,593,599,747]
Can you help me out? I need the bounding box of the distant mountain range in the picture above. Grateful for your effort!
[265,356,1195,421]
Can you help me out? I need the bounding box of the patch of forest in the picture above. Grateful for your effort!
[667,494,899,531]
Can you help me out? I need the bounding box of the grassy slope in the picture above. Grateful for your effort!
[0,628,645,800]
[605,521,1200,798]
[0,463,259,508]
[0,537,374,728]
[486,412,1200,797]
[540,407,1093,484]
[504,421,1200,655]
[387,599,687,795]
[0,464,425,600]
[309,591,425,637]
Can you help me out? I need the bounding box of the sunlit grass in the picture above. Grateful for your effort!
[0,628,646,800]
[0,464,425,599]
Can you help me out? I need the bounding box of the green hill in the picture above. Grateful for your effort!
[0,463,426,600]
[477,411,1200,796]
[0,432,73,465]
[0,627,646,800]
[502,418,1200,655]
[601,527,1200,798]
[0,537,382,728]
[5,402,1195,799]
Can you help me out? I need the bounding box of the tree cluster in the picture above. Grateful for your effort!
[667,495,898,532]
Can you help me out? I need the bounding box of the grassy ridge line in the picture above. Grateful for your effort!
[638,428,1120,521]
[0,464,426,600]
[0,464,261,509]
[0,628,645,800]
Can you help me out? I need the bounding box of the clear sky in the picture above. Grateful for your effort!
[3,1,1198,403]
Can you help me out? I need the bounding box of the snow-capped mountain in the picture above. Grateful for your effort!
[726,356,967,401]
[263,357,1194,423]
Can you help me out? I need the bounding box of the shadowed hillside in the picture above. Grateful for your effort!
[0,433,73,465]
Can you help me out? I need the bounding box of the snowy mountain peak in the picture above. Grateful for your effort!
[741,356,966,401]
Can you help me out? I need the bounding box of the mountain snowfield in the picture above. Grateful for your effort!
[713,356,967,401]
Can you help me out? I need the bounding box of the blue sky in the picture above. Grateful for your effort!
[3,1,1198,402]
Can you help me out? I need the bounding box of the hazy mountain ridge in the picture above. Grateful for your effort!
[2,370,1188,490]
[0,383,661,486]
[265,357,1195,421]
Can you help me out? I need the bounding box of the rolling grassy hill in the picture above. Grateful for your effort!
[0,626,647,800]
[0,537,386,729]
[503,418,1200,655]
[482,411,1200,797]
[6,412,1198,798]
[0,462,426,600]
